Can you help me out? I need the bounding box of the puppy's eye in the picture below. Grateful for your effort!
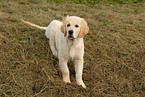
[75,25,79,28]
[67,24,70,27]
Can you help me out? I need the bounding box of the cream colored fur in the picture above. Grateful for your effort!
[21,16,89,88]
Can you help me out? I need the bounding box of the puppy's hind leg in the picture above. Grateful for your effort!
[45,28,58,57]
[49,40,58,57]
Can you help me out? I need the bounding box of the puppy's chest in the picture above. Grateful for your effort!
[59,39,84,60]
[61,46,80,60]
[69,46,82,60]
[69,47,75,59]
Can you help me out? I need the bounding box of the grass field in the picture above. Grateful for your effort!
[0,0,145,96]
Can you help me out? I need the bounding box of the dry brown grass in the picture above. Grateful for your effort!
[0,0,145,96]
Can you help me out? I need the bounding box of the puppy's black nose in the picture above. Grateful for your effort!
[68,30,73,35]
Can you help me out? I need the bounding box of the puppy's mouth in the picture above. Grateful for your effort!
[68,36,75,40]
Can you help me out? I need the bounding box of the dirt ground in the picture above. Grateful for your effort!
[0,0,145,96]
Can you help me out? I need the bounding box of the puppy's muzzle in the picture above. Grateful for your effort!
[68,30,74,40]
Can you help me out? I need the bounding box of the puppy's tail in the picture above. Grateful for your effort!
[21,19,47,30]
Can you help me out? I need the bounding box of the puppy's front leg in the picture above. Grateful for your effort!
[59,57,71,83]
[74,59,86,88]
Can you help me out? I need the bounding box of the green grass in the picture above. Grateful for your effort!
[0,0,145,96]
[4,0,144,4]
[47,0,145,4]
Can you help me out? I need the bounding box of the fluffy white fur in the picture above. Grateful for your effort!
[21,16,89,88]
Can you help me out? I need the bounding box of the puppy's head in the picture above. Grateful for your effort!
[61,16,89,40]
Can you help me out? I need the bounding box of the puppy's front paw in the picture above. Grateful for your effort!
[63,78,71,83]
[77,81,86,89]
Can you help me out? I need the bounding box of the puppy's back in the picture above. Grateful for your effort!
[45,20,62,39]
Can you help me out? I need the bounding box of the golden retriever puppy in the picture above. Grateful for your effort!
[21,16,89,88]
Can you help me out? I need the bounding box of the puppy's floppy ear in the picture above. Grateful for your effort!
[79,19,89,38]
[61,18,67,36]
[61,16,70,36]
